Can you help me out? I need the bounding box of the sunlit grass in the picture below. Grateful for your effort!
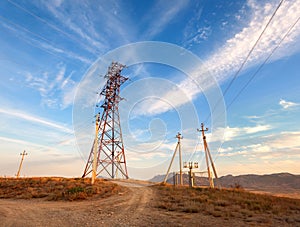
[0,177,122,201]
[153,185,300,224]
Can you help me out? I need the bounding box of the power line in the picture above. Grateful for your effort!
[199,14,299,175]
[204,0,284,124]
[6,0,100,56]
[226,16,300,109]
[0,15,91,67]
[210,12,299,172]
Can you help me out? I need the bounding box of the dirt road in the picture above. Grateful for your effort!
[0,179,257,226]
[0,179,176,226]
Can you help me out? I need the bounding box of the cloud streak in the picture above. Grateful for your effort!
[142,0,189,39]
[0,108,73,133]
[206,124,272,143]
[24,63,78,109]
[205,0,300,81]
[135,0,300,117]
[279,99,299,109]
[219,131,300,159]
[0,17,92,65]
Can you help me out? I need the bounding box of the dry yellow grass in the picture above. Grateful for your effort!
[0,177,122,201]
[153,185,300,225]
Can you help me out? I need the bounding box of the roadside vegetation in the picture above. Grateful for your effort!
[0,177,122,201]
[153,184,300,225]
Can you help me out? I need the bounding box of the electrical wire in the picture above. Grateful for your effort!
[6,0,100,56]
[226,16,300,109]
[0,15,91,68]
[191,13,299,175]
[204,0,284,125]
[209,15,300,174]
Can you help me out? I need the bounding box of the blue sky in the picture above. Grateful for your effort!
[0,0,299,179]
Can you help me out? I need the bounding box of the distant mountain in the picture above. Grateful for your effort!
[149,174,166,183]
[149,172,300,194]
[217,173,300,193]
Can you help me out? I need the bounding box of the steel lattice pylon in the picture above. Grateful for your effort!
[82,62,129,181]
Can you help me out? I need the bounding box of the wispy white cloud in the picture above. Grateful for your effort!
[0,108,72,133]
[42,0,136,51]
[136,0,300,117]
[7,0,103,57]
[243,125,272,134]
[0,135,62,151]
[265,131,300,149]
[206,124,272,143]
[61,81,78,109]
[38,42,92,64]
[182,2,209,47]
[24,63,78,109]
[42,1,106,52]
[142,0,189,39]
[205,0,300,81]
[219,131,300,160]
[0,18,92,64]
[279,99,299,109]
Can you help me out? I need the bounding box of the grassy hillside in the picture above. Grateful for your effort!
[0,177,122,201]
[154,184,300,225]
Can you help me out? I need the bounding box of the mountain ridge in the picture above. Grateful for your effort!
[149,172,300,195]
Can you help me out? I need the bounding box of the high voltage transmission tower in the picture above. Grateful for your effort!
[197,123,218,188]
[82,62,129,183]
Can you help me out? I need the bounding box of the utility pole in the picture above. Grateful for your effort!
[16,150,27,178]
[197,123,218,188]
[163,132,183,185]
[91,113,100,184]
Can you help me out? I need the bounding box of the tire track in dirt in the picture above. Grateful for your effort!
[108,180,155,226]
[0,180,156,227]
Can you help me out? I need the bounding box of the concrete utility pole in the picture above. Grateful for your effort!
[16,150,27,178]
[197,123,218,188]
[91,113,100,184]
[163,132,183,185]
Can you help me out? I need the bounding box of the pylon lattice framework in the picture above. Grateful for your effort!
[82,62,129,179]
